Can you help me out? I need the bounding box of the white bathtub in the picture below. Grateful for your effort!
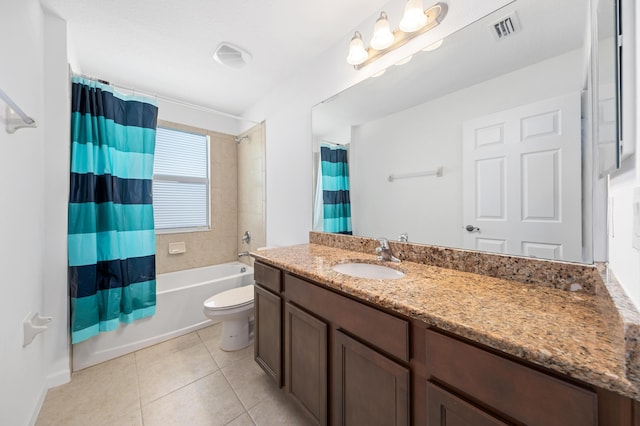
[72,261,254,371]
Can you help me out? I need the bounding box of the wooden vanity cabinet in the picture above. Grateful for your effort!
[285,272,410,426]
[426,329,598,426]
[253,263,282,386]
[427,381,509,426]
[254,261,411,425]
[333,329,410,426]
[284,301,328,425]
[253,261,640,426]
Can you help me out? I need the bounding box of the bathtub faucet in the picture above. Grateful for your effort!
[238,251,250,258]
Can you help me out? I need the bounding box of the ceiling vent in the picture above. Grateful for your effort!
[213,43,252,69]
[490,12,521,40]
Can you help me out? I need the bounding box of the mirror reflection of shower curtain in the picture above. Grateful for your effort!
[314,143,352,235]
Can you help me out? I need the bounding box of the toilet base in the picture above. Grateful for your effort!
[219,316,254,351]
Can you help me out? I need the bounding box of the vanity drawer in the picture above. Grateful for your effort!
[254,262,282,294]
[285,273,409,362]
[426,330,597,426]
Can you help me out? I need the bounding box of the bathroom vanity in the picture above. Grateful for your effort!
[252,237,640,426]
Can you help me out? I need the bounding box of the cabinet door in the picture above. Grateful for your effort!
[285,302,328,426]
[427,382,509,426]
[254,285,281,386]
[426,330,597,426]
[333,330,410,426]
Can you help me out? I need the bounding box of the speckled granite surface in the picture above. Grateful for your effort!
[252,243,640,400]
[596,264,640,389]
[309,231,601,293]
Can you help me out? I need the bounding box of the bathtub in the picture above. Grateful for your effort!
[72,261,254,371]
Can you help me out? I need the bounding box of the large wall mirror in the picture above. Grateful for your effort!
[312,0,620,264]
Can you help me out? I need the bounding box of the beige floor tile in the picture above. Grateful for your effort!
[248,389,314,426]
[134,331,202,363]
[225,413,256,426]
[222,356,278,410]
[37,330,310,426]
[36,354,139,426]
[198,324,255,369]
[136,334,219,404]
[103,408,143,426]
[142,371,245,426]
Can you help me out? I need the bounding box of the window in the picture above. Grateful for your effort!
[153,126,210,232]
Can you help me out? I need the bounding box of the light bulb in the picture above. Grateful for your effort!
[346,32,368,65]
[370,12,394,50]
[399,0,427,33]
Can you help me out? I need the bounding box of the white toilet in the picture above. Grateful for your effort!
[203,284,255,351]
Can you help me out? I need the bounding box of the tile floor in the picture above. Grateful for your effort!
[36,324,313,426]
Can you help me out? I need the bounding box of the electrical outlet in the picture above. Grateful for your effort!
[633,189,640,250]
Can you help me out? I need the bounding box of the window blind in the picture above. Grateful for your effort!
[153,127,210,231]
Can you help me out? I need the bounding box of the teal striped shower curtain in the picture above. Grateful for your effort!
[320,144,352,234]
[68,77,158,344]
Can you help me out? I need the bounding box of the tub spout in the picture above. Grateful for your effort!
[238,251,250,258]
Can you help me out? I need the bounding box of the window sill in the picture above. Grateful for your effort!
[155,227,210,235]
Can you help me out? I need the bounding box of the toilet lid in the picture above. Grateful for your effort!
[204,285,254,310]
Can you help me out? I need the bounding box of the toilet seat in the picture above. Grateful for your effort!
[204,285,254,311]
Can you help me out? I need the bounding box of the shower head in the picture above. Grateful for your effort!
[234,135,250,144]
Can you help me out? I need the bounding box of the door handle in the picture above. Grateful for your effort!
[465,225,480,233]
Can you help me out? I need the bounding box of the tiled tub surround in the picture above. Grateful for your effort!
[237,123,267,268]
[252,238,640,401]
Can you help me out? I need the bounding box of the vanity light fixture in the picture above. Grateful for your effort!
[370,12,395,50]
[399,0,428,32]
[347,2,447,70]
[347,31,369,65]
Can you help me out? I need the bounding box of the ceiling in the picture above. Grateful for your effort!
[43,0,391,116]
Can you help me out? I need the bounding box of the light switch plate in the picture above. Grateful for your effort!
[633,189,640,250]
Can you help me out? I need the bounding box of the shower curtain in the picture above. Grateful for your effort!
[319,144,352,234]
[68,77,158,344]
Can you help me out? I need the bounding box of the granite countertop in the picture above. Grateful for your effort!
[252,243,640,401]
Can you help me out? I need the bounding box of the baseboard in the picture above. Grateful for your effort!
[28,383,48,426]
[46,368,71,389]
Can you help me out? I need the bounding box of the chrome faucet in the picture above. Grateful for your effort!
[376,238,401,262]
[398,233,408,242]
[238,251,250,258]
[242,231,251,244]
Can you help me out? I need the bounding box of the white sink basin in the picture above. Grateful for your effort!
[332,262,405,280]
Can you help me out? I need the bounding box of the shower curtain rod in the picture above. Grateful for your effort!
[72,72,260,125]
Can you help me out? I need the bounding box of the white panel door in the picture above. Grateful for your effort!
[462,92,582,262]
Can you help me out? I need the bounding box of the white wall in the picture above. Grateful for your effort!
[351,49,584,247]
[156,99,246,136]
[608,0,640,308]
[68,60,247,137]
[0,1,69,424]
[42,9,71,391]
[244,0,513,247]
